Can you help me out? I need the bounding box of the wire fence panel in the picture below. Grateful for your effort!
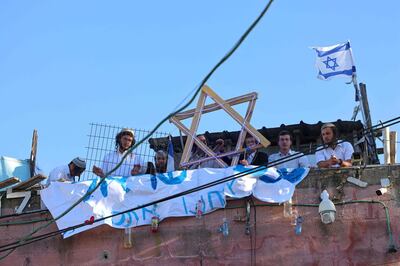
[82,123,169,180]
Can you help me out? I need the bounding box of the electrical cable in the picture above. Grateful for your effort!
[0,129,387,253]
[1,199,396,255]
[1,115,400,252]
[0,0,276,260]
[1,0,398,256]
[0,149,312,253]
[1,115,399,252]
[0,218,51,226]
[0,209,49,221]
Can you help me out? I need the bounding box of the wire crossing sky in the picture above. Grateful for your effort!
[1,1,399,173]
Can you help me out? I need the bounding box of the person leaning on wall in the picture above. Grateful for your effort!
[93,128,144,177]
[238,135,269,166]
[47,157,86,186]
[269,130,309,168]
[146,150,168,175]
[315,123,354,168]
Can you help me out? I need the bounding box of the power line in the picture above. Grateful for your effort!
[0,0,276,260]
[2,117,400,254]
[1,116,399,256]
[0,209,48,221]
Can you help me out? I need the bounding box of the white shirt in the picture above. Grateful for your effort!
[269,150,309,169]
[246,152,256,165]
[101,150,144,176]
[315,141,354,167]
[47,165,73,185]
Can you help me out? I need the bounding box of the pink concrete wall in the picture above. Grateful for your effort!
[1,185,400,265]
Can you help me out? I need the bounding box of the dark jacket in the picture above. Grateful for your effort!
[239,151,269,166]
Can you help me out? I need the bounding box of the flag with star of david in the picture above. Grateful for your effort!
[312,41,356,80]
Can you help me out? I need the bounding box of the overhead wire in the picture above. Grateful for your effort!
[1,116,399,230]
[1,116,399,254]
[0,218,51,226]
[0,0,398,256]
[0,0,276,260]
[0,147,317,253]
[0,209,48,221]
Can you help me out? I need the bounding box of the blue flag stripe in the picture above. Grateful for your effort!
[318,69,354,79]
[315,42,350,57]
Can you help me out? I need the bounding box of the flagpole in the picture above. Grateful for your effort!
[351,74,367,125]
[353,76,370,163]
[352,74,381,164]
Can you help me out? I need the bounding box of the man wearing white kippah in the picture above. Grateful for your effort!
[47,157,86,186]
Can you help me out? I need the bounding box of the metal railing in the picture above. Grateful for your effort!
[82,123,169,180]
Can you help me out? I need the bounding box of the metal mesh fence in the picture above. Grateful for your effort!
[82,123,169,180]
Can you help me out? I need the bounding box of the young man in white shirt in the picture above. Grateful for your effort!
[269,130,309,168]
[93,128,143,177]
[315,123,354,168]
[47,157,86,185]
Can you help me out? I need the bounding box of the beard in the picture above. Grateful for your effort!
[325,138,337,147]
[156,164,166,173]
[119,145,130,152]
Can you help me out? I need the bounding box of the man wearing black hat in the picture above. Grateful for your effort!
[47,157,86,186]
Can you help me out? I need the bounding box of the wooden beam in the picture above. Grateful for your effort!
[12,174,47,191]
[170,117,227,167]
[360,83,379,164]
[30,129,38,177]
[231,96,257,165]
[179,91,207,166]
[390,131,397,164]
[174,92,258,120]
[202,85,270,147]
[170,85,269,168]
[0,177,20,190]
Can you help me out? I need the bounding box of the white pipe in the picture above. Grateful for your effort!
[383,127,390,164]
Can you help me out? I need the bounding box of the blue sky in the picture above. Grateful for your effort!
[1,1,399,173]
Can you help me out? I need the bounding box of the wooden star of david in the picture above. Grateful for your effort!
[169,85,270,168]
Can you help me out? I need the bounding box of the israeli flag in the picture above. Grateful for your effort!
[166,135,175,172]
[312,41,356,80]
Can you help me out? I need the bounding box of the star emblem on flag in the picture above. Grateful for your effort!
[322,56,339,71]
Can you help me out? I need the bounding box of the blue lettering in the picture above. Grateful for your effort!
[100,180,108,197]
[142,206,155,220]
[83,179,98,202]
[112,211,125,226]
[226,180,236,195]
[182,197,188,214]
[112,210,139,227]
[207,190,225,209]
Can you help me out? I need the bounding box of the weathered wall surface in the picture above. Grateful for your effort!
[1,165,400,265]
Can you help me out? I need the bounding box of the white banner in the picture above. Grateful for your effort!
[41,166,309,238]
